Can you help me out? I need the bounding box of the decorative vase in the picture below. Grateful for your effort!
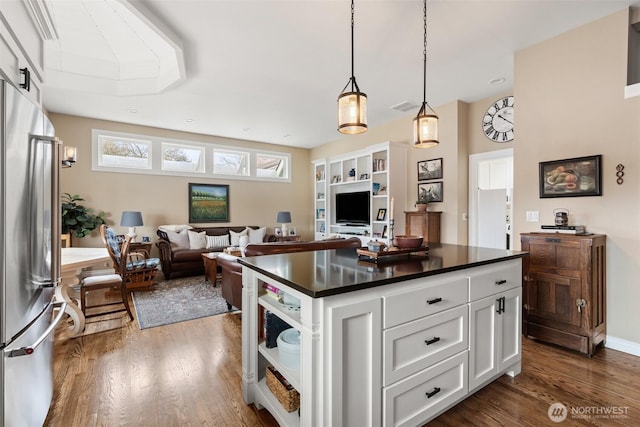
[416,203,428,212]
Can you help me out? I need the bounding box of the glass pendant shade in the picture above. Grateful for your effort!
[338,89,368,134]
[413,105,439,148]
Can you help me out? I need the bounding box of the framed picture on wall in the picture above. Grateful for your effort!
[188,183,230,222]
[539,155,602,198]
[418,181,443,203]
[417,158,443,181]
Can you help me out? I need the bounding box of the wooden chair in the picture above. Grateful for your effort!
[100,224,160,291]
[80,273,133,321]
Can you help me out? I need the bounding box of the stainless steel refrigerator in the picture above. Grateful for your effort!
[1,79,67,426]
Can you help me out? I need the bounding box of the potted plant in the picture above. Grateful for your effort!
[415,193,429,212]
[61,193,106,245]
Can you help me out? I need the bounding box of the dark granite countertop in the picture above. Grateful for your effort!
[238,243,527,298]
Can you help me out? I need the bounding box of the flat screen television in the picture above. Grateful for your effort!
[335,191,370,225]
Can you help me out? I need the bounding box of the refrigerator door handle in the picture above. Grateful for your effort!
[30,133,63,286]
[4,301,67,357]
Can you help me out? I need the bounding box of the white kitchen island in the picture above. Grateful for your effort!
[240,244,527,426]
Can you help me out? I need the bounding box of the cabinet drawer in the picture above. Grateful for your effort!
[383,351,467,427]
[469,260,521,301]
[383,305,467,386]
[384,277,468,328]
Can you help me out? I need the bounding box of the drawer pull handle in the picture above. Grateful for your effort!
[495,279,507,285]
[545,238,561,243]
[427,297,442,305]
[425,337,441,346]
[426,387,441,399]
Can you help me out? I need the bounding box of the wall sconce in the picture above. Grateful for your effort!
[61,146,77,167]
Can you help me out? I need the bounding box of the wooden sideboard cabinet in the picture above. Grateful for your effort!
[520,233,606,356]
[404,211,441,243]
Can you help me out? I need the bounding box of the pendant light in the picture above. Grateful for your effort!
[338,0,367,134]
[413,0,439,148]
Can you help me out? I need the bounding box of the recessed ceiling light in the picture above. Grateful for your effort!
[185,118,194,123]
[128,109,138,113]
[489,77,506,85]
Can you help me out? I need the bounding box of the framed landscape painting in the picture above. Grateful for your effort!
[188,183,230,222]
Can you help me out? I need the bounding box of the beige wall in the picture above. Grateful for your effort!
[51,114,312,251]
[513,9,640,345]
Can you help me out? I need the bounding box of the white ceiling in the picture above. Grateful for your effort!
[41,0,638,149]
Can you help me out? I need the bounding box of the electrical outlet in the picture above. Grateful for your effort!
[526,211,539,222]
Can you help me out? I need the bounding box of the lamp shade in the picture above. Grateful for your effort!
[413,109,439,148]
[338,90,368,134]
[276,211,292,224]
[120,211,143,227]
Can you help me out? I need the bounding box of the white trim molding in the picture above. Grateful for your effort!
[605,335,640,357]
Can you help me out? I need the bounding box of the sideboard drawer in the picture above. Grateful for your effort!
[383,351,468,427]
[383,305,468,386]
[384,277,468,328]
[469,259,521,301]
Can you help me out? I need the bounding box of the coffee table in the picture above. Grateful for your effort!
[201,252,219,285]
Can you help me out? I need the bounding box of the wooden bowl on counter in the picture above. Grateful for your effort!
[392,235,424,249]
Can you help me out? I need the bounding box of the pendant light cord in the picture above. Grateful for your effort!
[422,0,427,107]
[351,0,356,90]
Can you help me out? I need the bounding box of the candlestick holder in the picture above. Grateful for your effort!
[388,219,397,250]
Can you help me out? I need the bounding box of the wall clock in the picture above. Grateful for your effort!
[482,96,514,143]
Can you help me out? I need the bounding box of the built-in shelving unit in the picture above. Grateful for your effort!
[313,160,327,238]
[313,142,407,245]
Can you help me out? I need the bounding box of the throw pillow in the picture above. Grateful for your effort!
[206,234,230,249]
[188,230,207,250]
[248,227,266,244]
[165,230,190,249]
[230,229,248,246]
[158,224,193,233]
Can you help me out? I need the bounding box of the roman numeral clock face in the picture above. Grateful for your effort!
[483,96,514,142]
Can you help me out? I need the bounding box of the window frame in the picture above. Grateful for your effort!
[91,129,292,182]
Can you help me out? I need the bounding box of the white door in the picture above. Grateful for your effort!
[469,149,513,249]
[478,189,507,249]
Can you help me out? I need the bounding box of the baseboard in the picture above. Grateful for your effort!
[605,335,640,357]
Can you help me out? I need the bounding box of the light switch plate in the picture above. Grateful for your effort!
[526,211,539,222]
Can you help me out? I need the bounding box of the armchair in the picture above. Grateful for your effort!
[100,225,160,291]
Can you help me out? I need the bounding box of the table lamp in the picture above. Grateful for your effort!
[120,211,143,242]
[276,211,292,236]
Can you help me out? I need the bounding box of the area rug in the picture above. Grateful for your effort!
[132,275,237,329]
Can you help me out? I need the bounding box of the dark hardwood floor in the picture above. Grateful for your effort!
[46,299,640,426]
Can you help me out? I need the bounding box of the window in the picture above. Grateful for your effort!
[161,143,204,173]
[212,149,249,176]
[92,129,291,182]
[256,152,288,179]
[97,134,152,169]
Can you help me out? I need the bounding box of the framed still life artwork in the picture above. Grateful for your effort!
[539,155,602,198]
[188,183,230,222]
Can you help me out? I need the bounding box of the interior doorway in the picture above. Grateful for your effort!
[469,149,513,249]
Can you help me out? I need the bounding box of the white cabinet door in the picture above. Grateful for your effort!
[469,287,521,391]
[328,297,382,427]
[498,287,521,371]
[469,295,498,390]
